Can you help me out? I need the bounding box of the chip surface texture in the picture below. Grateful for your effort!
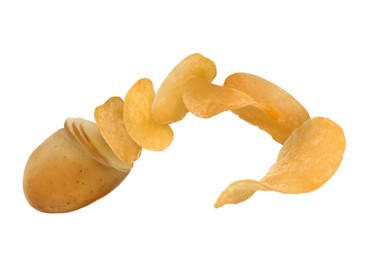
[95,97,142,163]
[224,73,310,143]
[152,53,217,124]
[124,78,174,151]
[215,117,346,208]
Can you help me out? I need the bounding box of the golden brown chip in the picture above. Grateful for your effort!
[224,73,310,143]
[124,78,174,151]
[182,78,277,119]
[152,53,217,124]
[214,117,346,208]
[94,97,142,163]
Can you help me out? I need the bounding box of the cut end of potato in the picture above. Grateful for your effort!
[182,78,277,119]
[124,78,174,151]
[65,118,133,172]
[79,118,133,172]
[94,96,142,163]
[215,117,346,208]
[224,73,310,144]
[152,53,217,124]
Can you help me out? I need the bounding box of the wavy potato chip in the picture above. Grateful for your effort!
[214,117,346,208]
[224,73,310,143]
[152,53,217,124]
[124,78,174,151]
[94,97,142,163]
[182,78,277,119]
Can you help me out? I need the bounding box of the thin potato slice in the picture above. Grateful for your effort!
[78,118,133,172]
[72,118,110,166]
[95,97,142,163]
[182,78,277,119]
[64,117,88,149]
[64,118,108,166]
[64,118,80,144]
[152,53,217,124]
[124,78,174,151]
[224,73,310,143]
[214,117,346,208]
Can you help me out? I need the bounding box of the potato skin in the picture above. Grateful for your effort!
[23,128,129,213]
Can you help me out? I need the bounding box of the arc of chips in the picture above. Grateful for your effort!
[22,53,346,213]
[95,53,346,208]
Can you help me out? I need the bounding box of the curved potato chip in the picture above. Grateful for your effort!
[214,117,346,208]
[124,78,174,151]
[152,53,217,124]
[94,97,142,163]
[182,78,277,119]
[224,73,310,143]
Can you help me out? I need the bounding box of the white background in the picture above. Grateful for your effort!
[1,0,380,259]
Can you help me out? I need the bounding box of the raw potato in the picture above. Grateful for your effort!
[214,117,346,208]
[124,78,174,151]
[182,78,277,119]
[95,97,142,163]
[152,53,217,124]
[23,128,130,213]
[224,73,310,143]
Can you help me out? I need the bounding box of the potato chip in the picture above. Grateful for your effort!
[182,78,277,119]
[124,78,174,151]
[224,73,310,143]
[214,117,346,208]
[152,53,217,124]
[94,97,142,163]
